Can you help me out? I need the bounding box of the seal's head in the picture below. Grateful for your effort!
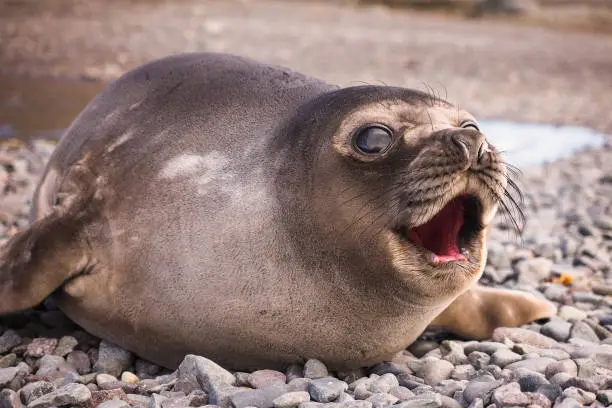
[274,85,518,302]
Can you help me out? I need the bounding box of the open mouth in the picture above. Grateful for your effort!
[395,195,483,264]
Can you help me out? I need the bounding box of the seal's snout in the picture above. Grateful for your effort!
[451,130,490,169]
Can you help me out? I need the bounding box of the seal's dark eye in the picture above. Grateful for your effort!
[353,126,393,155]
[461,121,480,131]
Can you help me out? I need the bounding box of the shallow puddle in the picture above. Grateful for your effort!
[0,73,607,168]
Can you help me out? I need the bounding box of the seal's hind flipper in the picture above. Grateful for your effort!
[0,158,99,315]
[0,209,93,314]
[429,285,557,340]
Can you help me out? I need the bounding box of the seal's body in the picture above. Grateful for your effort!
[0,53,554,370]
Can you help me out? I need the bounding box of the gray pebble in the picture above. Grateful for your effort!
[490,349,521,368]
[432,380,464,397]
[94,340,134,378]
[0,389,21,408]
[550,372,573,385]
[20,381,55,405]
[541,320,572,342]
[491,382,530,406]
[505,357,556,373]
[0,330,21,354]
[177,354,236,393]
[53,336,78,357]
[562,386,596,405]
[515,257,552,284]
[66,350,91,375]
[27,382,91,408]
[463,342,507,355]
[388,386,414,401]
[149,393,168,408]
[370,374,398,394]
[308,377,348,403]
[561,377,598,393]
[467,352,489,370]
[365,392,398,408]
[536,383,562,402]
[411,385,433,395]
[248,370,286,389]
[517,373,548,392]
[415,359,453,386]
[273,391,310,408]
[439,341,467,365]
[544,359,578,378]
[336,393,354,403]
[353,385,373,401]
[450,365,475,381]
[338,402,371,408]
[573,291,603,305]
[303,360,329,380]
[543,284,568,302]
[401,392,442,408]
[26,338,58,358]
[97,400,130,408]
[554,397,582,408]
[287,378,312,393]
[492,327,558,348]
[570,321,601,343]
[462,375,500,404]
[575,358,600,377]
[0,367,19,388]
[0,353,17,368]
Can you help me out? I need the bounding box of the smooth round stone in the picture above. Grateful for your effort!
[369,373,399,394]
[490,349,521,368]
[550,372,573,385]
[467,352,490,370]
[544,359,578,379]
[248,370,287,389]
[308,377,348,403]
[536,383,563,403]
[365,392,399,408]
[463,342,508,356]
[505,357,556,374]
[0,331,22,354]
[517,373,549,392]
[432,380,464,397]
[451,365,475,381]
[491,382,531,406]
[570,321,600,343]
[554,397,583,408]
[462,376,500,404]
[120,371,139,384]
[415,359,454,386]
[440,341,468,365]
[20,381,55,405]
[96,373,119,386]
[559,306,588,321]
[273,391,311,408]
[541,321,572,342]
[491,328,558,348]
[66,350,91,375]
[388,386,414,401]
[543,284,569,302]
[93,341,134,378]
[561,377,598,393]
[562,386,596,405]
[53,336,78,357]
[303,360,329,380]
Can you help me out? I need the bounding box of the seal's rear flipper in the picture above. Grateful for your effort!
[0,210,92,315]
[0,158,98,315]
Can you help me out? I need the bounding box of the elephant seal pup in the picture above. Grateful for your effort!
[0,52,555,370]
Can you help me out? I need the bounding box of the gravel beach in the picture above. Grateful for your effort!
[1,0,612,407]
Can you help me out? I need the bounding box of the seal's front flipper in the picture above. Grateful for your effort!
[0,210,92,314]
[429,285,557,340]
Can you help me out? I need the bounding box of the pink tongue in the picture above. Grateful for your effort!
[408,197,465,263]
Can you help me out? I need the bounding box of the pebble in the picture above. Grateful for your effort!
[562,386,596,404]
[66,350,91,374]
[248,369,287,388]
[463,342,508,355]
[450,365,475,381]
[0,367,19,387]
[388,386,414,400]
[541,320,572,342]
[570,321,601,343]
[20,381,55,405]
[25,338,58,358]
[462,375,500,404]
[561,377,598,393]
[545,359,578,378]
[516,373,548,392]
[597,390,612,405]
[93,341,134,378]
[120,371,139,384]
[97,400,130,408]
[536,383,563,402]
[492,327,558,348]
[491,382,531,406]
[177,354,236,392]
[515,257,553,284]
[415,359,454,386]
[365,392,398,408]
[303,360,329,379]
[505,357,556,374]
[370,373,399,393]
[53,336,78,357]
[490,349,521,368]
[0,330,21,354]
[439,341,467,365]
[543,283,568,302]
[27,382,91,408]
[0,353,17,368]
[559,306,588,321]
[554,397,582,408]
[308,377,348,402]
[273,391,310,408]
[0,389,21,408]
[467,352,490,370]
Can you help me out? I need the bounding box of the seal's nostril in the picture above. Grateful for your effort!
[452,135,470,159]
[477,141,489,163]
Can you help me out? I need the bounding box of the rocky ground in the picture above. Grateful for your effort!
[1,0,612,407]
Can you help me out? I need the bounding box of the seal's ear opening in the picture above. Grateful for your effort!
[0,210,90,315]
